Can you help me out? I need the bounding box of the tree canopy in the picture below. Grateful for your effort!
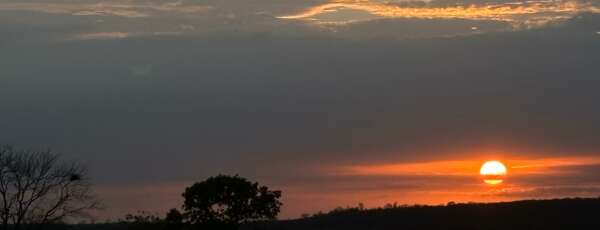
[182,175,282,228]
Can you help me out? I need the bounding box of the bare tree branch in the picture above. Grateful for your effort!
[0,145,100,230]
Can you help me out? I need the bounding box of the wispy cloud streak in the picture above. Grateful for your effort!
[0,1,211,18]
[335,156,600,177]
[279,0,600,27]
[75,32,130,40]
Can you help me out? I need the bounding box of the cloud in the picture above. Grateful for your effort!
[0,1,212,18]
[334,160,481,177]
[72,31,183,41]
[2,2,600,220]
[74,32,130,40]
[483,185,600,198]
[279,0,600,28]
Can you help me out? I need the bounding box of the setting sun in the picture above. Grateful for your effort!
[480,161,507,185]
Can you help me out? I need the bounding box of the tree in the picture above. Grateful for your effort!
[122,211,162,225]
[164,208,183,230]
[182,175,282,229]
[0,145,99,230]
[120,210,163,230]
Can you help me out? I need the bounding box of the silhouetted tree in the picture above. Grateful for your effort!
[122,211,161,225]
[165,209,183,230]
[120,211,163,230]
[182,175,281,229]
[0,145,100,230]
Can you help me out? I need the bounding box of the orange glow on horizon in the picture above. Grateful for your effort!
[335,156,600,177]
[291,155,600,219]
[335,160,481,176]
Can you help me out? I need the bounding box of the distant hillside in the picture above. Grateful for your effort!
[244,198,600,230]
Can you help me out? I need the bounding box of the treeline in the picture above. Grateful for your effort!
[243,197,600,230]
[47,197,600,230]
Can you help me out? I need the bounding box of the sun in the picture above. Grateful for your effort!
[480,161,507,185]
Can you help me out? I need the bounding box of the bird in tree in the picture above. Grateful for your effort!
[182,175,282,229]
[0,145,99,230]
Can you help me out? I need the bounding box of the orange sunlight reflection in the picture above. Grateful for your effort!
[278,0,600,28]
[483,179,504,185]
[337,156,600,177]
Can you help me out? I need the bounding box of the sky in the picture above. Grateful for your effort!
[1,0,600,221]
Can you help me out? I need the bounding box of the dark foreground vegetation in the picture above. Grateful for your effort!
[33,197,600,230]
[244,197,600,230]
